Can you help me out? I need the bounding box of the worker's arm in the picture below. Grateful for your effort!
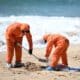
[45,40,54,58]
[25,29,33,55]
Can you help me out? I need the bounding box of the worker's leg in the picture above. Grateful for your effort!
[49,46,64,67]
[61,40,69,66]
[14,38,25,67]
[6,39,14,64]
[61,52,68,66]
[15,40,22,63]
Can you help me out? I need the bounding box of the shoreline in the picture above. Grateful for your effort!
[0,44,80,80]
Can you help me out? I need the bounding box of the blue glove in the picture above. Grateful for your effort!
[28,49,32,55]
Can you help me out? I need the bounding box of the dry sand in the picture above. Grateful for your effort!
[0,44,80,80]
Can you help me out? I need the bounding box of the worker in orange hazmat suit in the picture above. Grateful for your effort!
[5,22,33,68]
[43,34,69,71]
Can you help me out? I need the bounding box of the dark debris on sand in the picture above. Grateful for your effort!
[24,62,45,71]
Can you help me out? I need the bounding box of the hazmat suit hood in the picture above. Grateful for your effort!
[20,23,30,31]
[43,34,51,43]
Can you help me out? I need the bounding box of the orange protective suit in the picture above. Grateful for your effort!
[5,22,33,64]
[43,34,69,67]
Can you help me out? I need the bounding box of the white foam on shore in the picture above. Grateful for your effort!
[0,16,80,52]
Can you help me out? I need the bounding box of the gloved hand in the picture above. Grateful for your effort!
[28,49,32,55]
[14,42,18,46]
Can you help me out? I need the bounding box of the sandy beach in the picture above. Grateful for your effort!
[0,0,80,79]
[0,44,80,80]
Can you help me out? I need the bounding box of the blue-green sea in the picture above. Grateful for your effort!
[0,0,80,17]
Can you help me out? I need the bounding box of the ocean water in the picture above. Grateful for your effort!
[0,0,80,52]
[0,0,80,16]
